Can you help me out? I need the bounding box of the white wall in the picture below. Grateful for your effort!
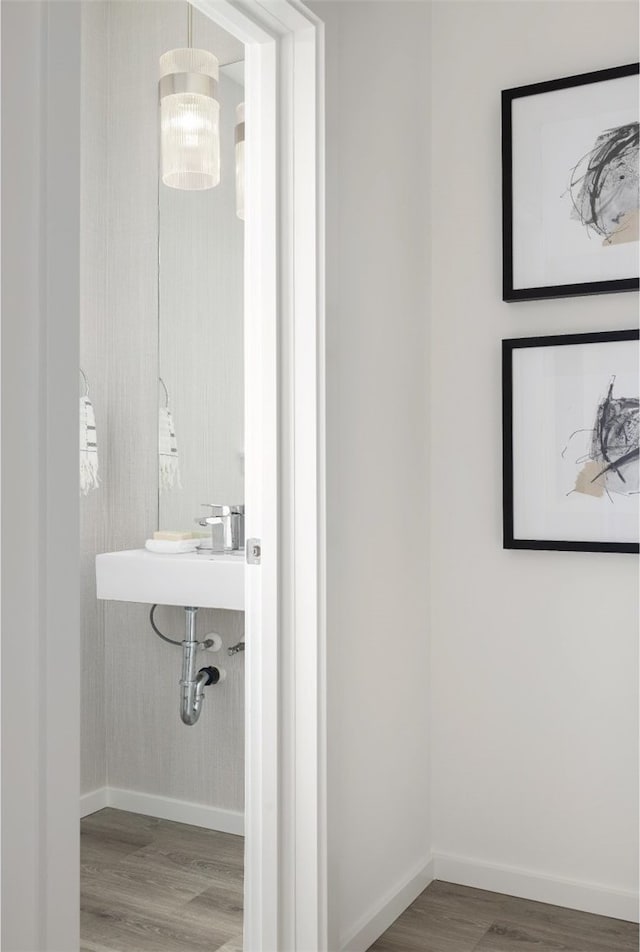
[312,0,638,945]
[2,4,82,947]
[431,0,639,919]
[310,2,432,949]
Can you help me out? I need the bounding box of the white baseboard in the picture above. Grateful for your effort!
[79,786,244,836]
[338,850,638,952]
[108,787,244,836]
[80,787,109,818]
[340,856,435,952]
[432,851,639,924]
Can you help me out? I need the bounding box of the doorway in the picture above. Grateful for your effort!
[80,4,247,948]
[0,1,325,950]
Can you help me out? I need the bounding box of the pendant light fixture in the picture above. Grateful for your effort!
[159,4,220,190]
[235,103,245,220]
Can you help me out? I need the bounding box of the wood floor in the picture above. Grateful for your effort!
[368,880,640,952]
[82,810,638,952]
[80,808,244,952]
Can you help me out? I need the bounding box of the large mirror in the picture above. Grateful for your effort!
[158,23,244,540]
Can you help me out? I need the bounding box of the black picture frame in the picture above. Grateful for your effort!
[502,63,640,302]
[502,329,639,553]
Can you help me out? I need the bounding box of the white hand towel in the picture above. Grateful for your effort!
[80,395,99,495]
[145,538,199,554]
[159,405,182,492]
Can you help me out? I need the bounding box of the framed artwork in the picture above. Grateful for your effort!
[502,329,639,553]
[502,63,639,301]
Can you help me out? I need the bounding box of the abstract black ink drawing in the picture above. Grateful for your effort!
[502,63,640,300]
[503,330,639,552]
[568,122,639,246]
[564,376,639,501]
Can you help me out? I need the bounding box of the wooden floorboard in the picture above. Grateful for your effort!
[81,808,244,952]
[82,811,638,952]
[368,881,639,952]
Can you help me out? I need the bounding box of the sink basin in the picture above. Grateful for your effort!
[96,549,244,611]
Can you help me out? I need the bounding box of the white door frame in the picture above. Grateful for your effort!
[193,2,326,949]
[0,1,326,950]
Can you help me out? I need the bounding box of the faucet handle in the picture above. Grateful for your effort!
[196,504,245,552]
[200,503,226,517]
[195,504,225,528]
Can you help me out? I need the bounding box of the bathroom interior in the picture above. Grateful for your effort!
[80,2,246,949]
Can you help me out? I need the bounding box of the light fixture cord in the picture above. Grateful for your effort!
[187,2,193,48]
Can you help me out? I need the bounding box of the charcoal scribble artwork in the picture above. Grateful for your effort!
[563,376,639,501]
[568,122,639,246]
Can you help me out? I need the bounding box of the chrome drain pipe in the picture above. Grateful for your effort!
[180,607,222,726]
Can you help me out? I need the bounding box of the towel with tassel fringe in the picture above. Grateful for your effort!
[80,395,99,495]
[159,405,182,492]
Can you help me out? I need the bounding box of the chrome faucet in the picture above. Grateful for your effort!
[196,504,245,552]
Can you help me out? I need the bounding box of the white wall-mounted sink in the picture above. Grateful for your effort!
[96,549,244,611]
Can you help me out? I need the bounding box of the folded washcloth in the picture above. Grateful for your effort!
[159,405,182,492]
[80,395,99,495]
[145,538,200,554]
